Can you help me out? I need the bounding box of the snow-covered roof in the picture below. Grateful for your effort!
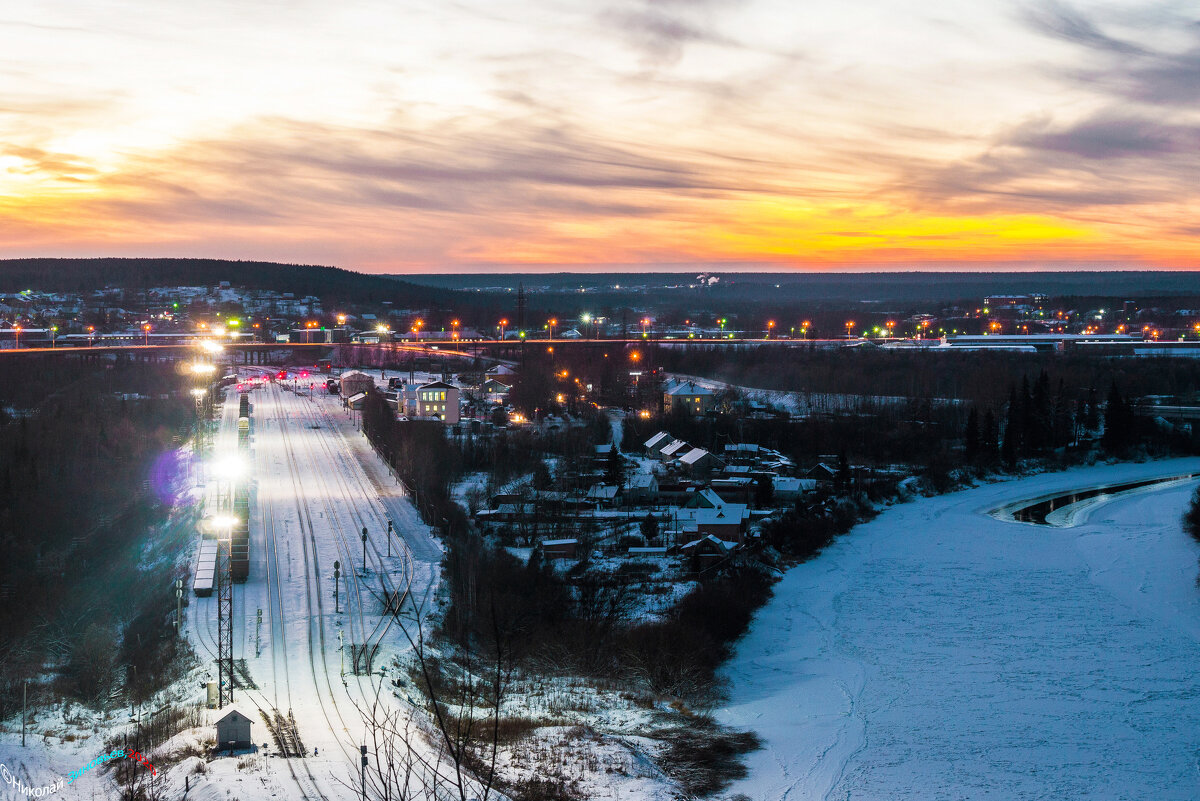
[774,477,817,493]
[542,538,578,547]
[644,431,673,450]
[679,447,711,465]
[419,381,456,390]
[661,440,689,457]
[628,474,657,489]
[586,484,619,500]
[665,380,714,397]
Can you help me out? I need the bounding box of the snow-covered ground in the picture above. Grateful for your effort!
[718,458,1200,800]
[666,372,962,415]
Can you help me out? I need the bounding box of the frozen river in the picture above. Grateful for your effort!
[719,459,1200,800]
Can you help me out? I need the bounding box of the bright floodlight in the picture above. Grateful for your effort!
[190,388,206,397]
[210,455,245,481]
[190,362,217,374]
[207,515,239,537]
[200,340,224,354]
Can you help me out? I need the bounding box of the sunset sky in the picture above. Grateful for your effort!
[1,0,1198,272]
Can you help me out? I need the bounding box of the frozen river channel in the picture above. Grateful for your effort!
[719,459,1200,801]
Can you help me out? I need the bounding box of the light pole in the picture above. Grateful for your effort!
[498,318,508,340]
[13,325,20,349]
[143,324,151,346]
[386,520,393,557]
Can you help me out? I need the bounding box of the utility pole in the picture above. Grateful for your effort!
[255,609,262,658]
[216,535,234,708]
[21,679,26,747]
[386,520,393,557]
[361,527,367,574]
[333,561,340,613]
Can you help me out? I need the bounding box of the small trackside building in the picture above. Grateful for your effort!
[215,708,253,753]
[338,369,375,398]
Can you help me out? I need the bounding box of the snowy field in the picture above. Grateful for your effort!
[718,458,1200,800]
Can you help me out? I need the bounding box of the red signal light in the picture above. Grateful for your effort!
[278,370,287,380]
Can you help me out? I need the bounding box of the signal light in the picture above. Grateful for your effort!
[278,370,287,380]
[300,371,308,378]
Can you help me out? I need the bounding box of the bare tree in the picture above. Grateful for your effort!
[352,601,509,801]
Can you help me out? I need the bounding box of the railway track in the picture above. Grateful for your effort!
[187,385,329,801]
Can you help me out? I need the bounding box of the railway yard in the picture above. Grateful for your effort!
[187,371,443,799]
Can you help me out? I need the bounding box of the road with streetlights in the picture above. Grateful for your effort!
[187,373,442,800]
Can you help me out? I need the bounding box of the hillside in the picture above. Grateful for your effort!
[0,258,465,309]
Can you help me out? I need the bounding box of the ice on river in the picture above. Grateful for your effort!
[719,459,1200,801]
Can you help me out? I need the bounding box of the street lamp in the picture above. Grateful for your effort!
[845,320,855,339]
[143,324,151,346]
[581,312,592,339]
[498,318,508,340]
[766,320,775,339]
[547,318,557,340]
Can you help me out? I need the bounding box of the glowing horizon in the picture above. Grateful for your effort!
[1,1,1198,273]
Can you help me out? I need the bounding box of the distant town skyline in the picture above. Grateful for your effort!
[1,1,1198,272]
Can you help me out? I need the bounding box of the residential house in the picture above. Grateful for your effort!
[541,538,579,560]
[806,463,838,483]
[678,447,724,477]
[643,431,674,454]
[680,534,735,573]
[481,378,511,404]
[485,364,517,382]
[664,380,715,414]
[416,381,460,423]
[625,473,659,504]
[659,439,690,462]
[585,483,620,507]
[773,477,818,502]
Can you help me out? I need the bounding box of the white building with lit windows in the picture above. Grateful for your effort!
[416,381,460,423]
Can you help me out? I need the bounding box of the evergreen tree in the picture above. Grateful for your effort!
[964,407,980,461]
[640,512,659,544]
[604,446,626,486]
[1084,387,1100,431]
[1002,385,1020,467]
[836,450,852,492]
[1102,381,1128,452]
[755,475,774,506]
[982,408,998,459]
